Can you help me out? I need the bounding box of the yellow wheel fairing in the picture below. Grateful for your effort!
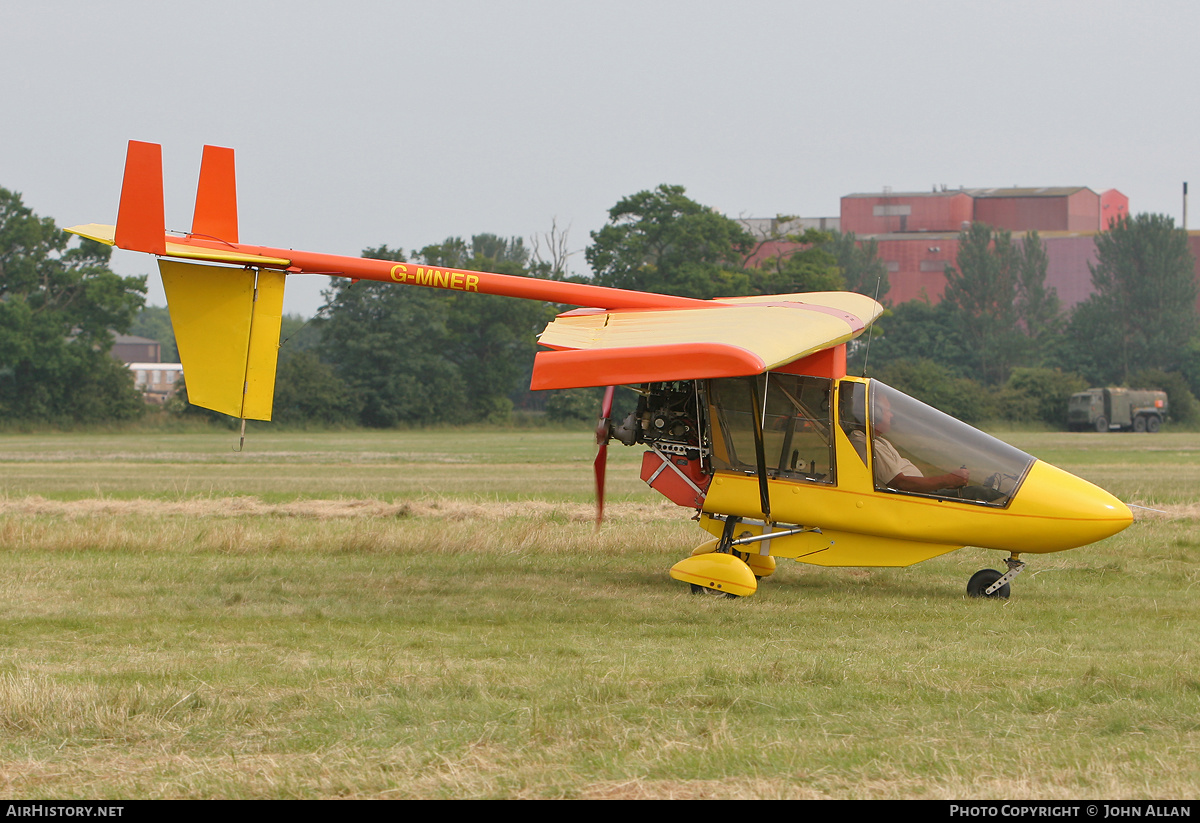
[689,535,779,578]
[669,553,757,597]
[691,537,782,578]
[687,539,777,578]
[741,553,776,577]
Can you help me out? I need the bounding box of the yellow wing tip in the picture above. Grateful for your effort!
[64,223,117,245]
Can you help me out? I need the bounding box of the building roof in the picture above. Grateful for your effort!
[842,190,970,199]
[964,186,1095,198]
[842,186,1098,200]
[865,229,1100,241]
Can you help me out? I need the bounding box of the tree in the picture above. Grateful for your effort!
[130,305,178,362]
[1177,335,1200,400]
[272,350,362,425]
[820,230,889,302]
[747,226,845,294]
[999,367,1086,427]
[277,313,322,357]
[856,300,963,376]
[1057,298,1112,385]
[530,218,576,281]
[586,185,756,299]
[318,241,552,427]
[0,187,147,422]
[319,246,469,427]
[1069,213,1198,383]
[941,223,1027,386]
[468,234,529,267]
[859,229,1062,385]
[1014,231,1062,367]
[870,358,995,424]
[420,237,556,422]
[544,387,604,422]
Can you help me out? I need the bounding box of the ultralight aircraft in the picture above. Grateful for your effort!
[67,141,1134,599]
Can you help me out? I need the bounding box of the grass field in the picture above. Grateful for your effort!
[0,427,1196,799]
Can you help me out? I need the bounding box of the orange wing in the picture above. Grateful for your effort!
[531,293,883,389]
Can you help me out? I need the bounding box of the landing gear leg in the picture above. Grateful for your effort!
[967,554,1026,599]
[716,514,740,553]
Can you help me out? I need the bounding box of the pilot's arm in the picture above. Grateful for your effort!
[886,468,969,493]
[874,437,969,492]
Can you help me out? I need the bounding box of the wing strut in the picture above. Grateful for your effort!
[748,376,771,519]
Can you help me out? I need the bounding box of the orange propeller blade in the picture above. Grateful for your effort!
[594,386,616,529]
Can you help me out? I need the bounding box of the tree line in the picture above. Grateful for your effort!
[2,182,1196,428]
[863,215,1199,425]
[0,188,146,423]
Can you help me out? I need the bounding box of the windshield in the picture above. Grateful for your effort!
[708,375,835,485]
[866,381,1034,506]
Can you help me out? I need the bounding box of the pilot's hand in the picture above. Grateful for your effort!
[948,467,970,488]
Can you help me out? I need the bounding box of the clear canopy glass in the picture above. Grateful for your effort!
[708,375,835,485]
[865,381,1035,506]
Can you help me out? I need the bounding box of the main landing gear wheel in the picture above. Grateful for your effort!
[967,569,1010,599]
[689,583,738,599]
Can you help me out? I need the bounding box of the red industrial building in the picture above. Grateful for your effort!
[744,186,1135,307]
[840,189,974,235]
[841,186,1128,237]
[842,186,1131,304]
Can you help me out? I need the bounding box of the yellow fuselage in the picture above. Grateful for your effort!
[696,377,1132,567]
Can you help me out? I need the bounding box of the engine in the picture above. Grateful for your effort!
[614,382,708,462]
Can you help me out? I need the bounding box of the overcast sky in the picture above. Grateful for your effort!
[4,0,1199,317]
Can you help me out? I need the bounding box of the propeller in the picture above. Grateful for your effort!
[594,385,616,530]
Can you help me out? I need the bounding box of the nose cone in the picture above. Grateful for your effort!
[1007,460,1133,552]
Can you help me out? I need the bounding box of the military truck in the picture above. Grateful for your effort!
[1067,387,1168,433]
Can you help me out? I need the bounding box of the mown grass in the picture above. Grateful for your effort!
[0,429,1195,798]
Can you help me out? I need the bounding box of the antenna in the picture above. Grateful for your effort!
[861,273,884,377]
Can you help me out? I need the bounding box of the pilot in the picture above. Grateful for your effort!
[870,393,969,493]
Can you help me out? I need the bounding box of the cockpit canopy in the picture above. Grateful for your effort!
[705,375,1034,508]
[843,380,1034,506]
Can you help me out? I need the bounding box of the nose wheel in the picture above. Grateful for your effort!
[967,555,1026,599]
